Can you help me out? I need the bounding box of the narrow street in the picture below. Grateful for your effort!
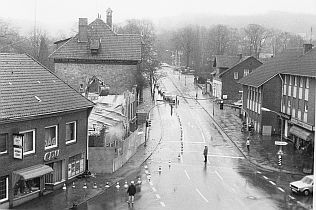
[74,67,312,210]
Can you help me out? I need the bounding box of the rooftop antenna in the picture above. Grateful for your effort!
[310,27,313,44]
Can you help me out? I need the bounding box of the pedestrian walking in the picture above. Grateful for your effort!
[127,181,136,206]
[246,138,250,152]
[203,145,208,163]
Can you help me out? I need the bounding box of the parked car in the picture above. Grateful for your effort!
[290,175,313,196]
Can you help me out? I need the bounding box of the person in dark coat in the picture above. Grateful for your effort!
[203,145,208,163]
[127,181,136,205]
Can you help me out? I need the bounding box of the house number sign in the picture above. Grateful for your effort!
[44,149,60,161]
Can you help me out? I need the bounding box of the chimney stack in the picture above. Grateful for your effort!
[303,43,313,54]
[78,18,88,42]
[106,8,113,29]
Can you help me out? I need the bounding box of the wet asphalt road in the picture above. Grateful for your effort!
[76,67,312,210]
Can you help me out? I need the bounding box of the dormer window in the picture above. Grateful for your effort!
[90,39,100,54]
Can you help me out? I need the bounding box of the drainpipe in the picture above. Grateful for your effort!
[278,74,288,138]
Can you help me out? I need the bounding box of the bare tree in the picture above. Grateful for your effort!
[243,24,272,58]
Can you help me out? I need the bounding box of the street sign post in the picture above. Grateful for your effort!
[275,141,288,146]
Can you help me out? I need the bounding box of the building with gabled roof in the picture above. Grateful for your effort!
[49,9,142,96]
[238,44,315,161]
[212,56,262,103]
[0,53,94,208]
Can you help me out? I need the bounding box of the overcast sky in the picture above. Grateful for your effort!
[1,0,316,35]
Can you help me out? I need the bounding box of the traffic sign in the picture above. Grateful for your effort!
[277,149,284,155]
[275,141,288,146]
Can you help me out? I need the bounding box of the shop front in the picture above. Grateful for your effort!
[68,153,85,179]
[12,164,53,207]
[289,124,314,174]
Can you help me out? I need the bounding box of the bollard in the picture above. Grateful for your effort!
[169,160,171,169]
[93,182,97,189]
[116,182,120,190]
[72,182,75,188]
[62,183,67,190]
[178,154,181,160]
[137,177,142,185]
[83,183,87,189]
[158,166,162,174]
[124,181,128,189]
[105,182,110,189]
[147,173,151,182]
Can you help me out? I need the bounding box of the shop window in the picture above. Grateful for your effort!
[20,130,35,155]
[66,121,77,144]
[13,177,40,198]
[0,176,8,202]
[45,125,58,149]
[234,72,238,80]
[68,154,84,178]
[0,134,7,154]
[44,161,63,184]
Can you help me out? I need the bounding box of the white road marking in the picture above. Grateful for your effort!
[196,188,209,203]
[156,194,161,199]
[277,187,285,192]
[215,170,224,181]
[256,171,262,174]
[160,202,166,207]
[269,181,276,186]
[262,176,268,180]
[184,170,191,180]
[163,141,205,144]
[289,195,295,200]
[152,187,157,192]
[208,154,244,159]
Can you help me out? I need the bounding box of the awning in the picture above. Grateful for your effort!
[289,126,313,141]
[13,164,53,180]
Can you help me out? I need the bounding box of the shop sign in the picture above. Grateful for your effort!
[13,134,23,159]
[44,149,60,161]
[290,118,314,131]
[13,147,23,159]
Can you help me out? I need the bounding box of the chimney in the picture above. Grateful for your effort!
[106,8,113,29]
[78,18,88,42]
[303,43,313,54]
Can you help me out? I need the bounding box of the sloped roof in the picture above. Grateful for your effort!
[0,53,94,122]
[49,18,142,61]
[282,48,316,78]
[238,48,304,87]
[214,55,241,68]
[218,56,262,77]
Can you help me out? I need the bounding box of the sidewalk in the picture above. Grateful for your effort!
[196,84,313,176]
[15,88,163,210]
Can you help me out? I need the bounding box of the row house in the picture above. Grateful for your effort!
[0,53,94,208]
[238,44,315,157]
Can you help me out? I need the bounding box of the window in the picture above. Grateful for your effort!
[299,77,304,87]
[243,69,250,77]
[289,76,292,85]
[20,130,35,155]
[66,121,76,144]
[45,125,58,149]
[294,76,298,86]
[305,78,309,88]
[68,154,84,178]
[0,176,8,202]
[0,134,7,154]
[304,101,308,112]
[234,72,238,80]
[284,75,287,84]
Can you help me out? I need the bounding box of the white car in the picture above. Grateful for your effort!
[290,175,313,196]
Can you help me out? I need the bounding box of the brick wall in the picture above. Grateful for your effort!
[54,63,137,94]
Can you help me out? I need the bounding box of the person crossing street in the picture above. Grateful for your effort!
[127,181,137,206]
[246,137,250,152]
[203,145,208,163]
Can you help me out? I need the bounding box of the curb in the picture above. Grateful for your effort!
[72,105,164,209]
